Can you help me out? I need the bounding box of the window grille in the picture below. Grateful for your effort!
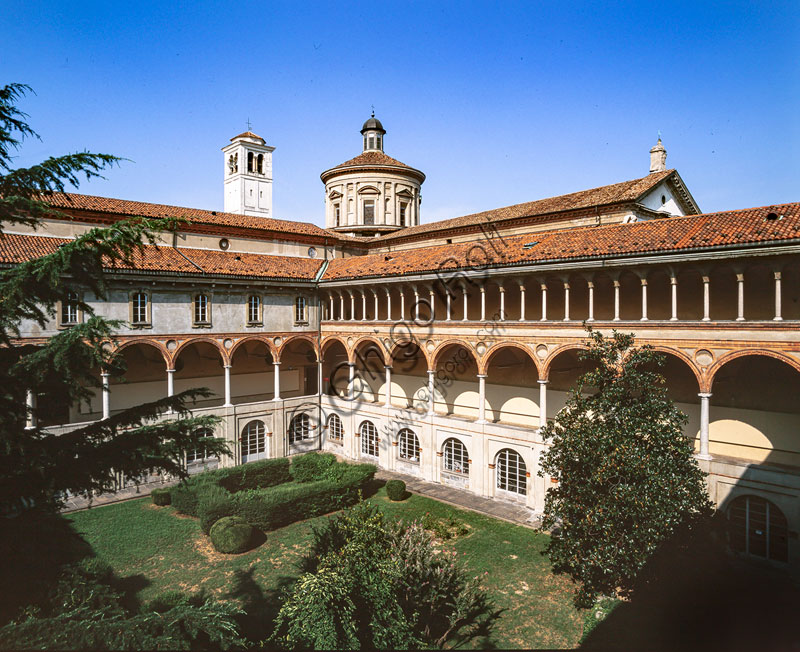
[242,420,266,457]
[187,427,215,463]
[496,448,527,495]
[729,495,788,562]
[443,438,469,474]
[327,413,343,443]
[360,420,378,457]
[62,291,79,324]
[398,428,420,462]
[248,295,261,323]
[289,412,312,443]
[132,292,148,324]
[194,294,208,323]
[295,296,307,322]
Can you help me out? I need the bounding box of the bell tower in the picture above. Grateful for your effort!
[222,129,275,217]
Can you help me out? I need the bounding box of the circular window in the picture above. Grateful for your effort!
[308,247,317,259]
[219,238,230,250]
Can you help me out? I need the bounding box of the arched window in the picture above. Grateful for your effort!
[247,151,254,172]
[242,420,266,462]
[289,413,312,444]
[131,291,148,324]
[193,294,209,324]
[257,153,264,174]
[398,429,420,462]
[247,295,261,323]
[327,413,343,443]
[443,438,469,475]
[61,290,80,325]
[496,448,527,495]
[295,296,307,323]
[334,203,341,227]
[360,420,378,457]
[729,495,788,562]
[187,426,215,464]
[399,202,407,227]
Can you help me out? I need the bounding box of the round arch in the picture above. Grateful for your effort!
[229,335,277,362]
[632,344,703,392]
[388,339,431,369]
[430,338,479,372]
[480,341,541,376]
[708,349,800,390]
[541,343,590,381]
[278,334,319,363]
[351,336,389,366]
[114,338,169,367]
[171,337,227,367]
[321,335,348,357]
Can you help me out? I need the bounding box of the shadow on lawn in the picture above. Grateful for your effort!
[580,526,800,652]
[0,512,93,624]
[225,566,297,643]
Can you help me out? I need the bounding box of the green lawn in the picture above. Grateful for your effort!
[66,489,586,649]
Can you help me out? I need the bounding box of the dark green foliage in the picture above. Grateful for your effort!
[539,329,714,607]
[271,501,491,650]
[198,485,236,534]
[216,457,291,492]
[151,488,171,506]
[385,479,406,501]
[0,84,230,516]
[209,516,256,554]
[170,482,201,517]
[289,451,336,483]
[233,463,376,531]
[0,557,244,650]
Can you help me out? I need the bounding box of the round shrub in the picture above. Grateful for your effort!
[151,488,171,506]
[209,516,257,554]
[291,452,336,483]
[386,479,407,501]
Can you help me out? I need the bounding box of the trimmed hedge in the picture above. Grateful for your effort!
[215,457,291,492]
[234,463,376,531]
[385,479,406,501]
[290,452,336,483]
[198,485,237,534]
[170,483,201,516]
[151,488,171,506]
[209,516,256,554]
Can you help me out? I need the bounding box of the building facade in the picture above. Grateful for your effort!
[2,117,798,570]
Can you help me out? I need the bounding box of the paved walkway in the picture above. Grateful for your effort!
[376,469,543,529]
[60,475,176,513]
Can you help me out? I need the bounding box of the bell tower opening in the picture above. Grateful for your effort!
[221,128,275,218]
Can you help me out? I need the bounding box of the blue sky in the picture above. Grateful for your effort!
[3,1,798,226]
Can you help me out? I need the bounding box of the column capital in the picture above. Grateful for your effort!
[427,369,436,376]
[223,364,232,369]
[587,281,594,289]
[384,365,393,370]
[774,271,782,280]
[736,273,745,282]
[640,278,648,286]
[538,379,549,385]
[166,367,176,374]
[613,280,621,288]
[698,392,712,399]
[100,371,111,379]
[273,361,281,366]
[498,286,505,293]
[670,276,678,285]
[476,373,488,379]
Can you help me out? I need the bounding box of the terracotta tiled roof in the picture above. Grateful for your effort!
[0,234,324,280]
[329,150,411,170]
[373,170,678,244]
[321,202,800,281]
[231,131,265,142]
[44,193,352,243]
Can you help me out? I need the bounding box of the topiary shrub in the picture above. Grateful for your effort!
[290,452,336,483]
[198,485,236,534]
[385,479,406,501]
[209,516,257,554]
[216,457,292,492]
[170,483,200,516]
[151,488,171,506]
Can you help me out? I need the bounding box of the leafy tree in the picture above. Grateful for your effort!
[270,500,491,649]
[0,82,230,516]
[539,328,713,607]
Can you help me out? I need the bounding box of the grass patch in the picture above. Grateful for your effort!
[66,487,585,648]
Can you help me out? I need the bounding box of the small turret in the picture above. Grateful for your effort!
[361,111,386,152]
[650,137,667,173]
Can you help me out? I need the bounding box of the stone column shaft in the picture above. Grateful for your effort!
[273,362,281,401]
[101,372,111,420]
[736,274,745,321]
[538,379,548,429]
[698,392,712,460]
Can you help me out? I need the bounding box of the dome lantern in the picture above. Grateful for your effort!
[361,111,386,152]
